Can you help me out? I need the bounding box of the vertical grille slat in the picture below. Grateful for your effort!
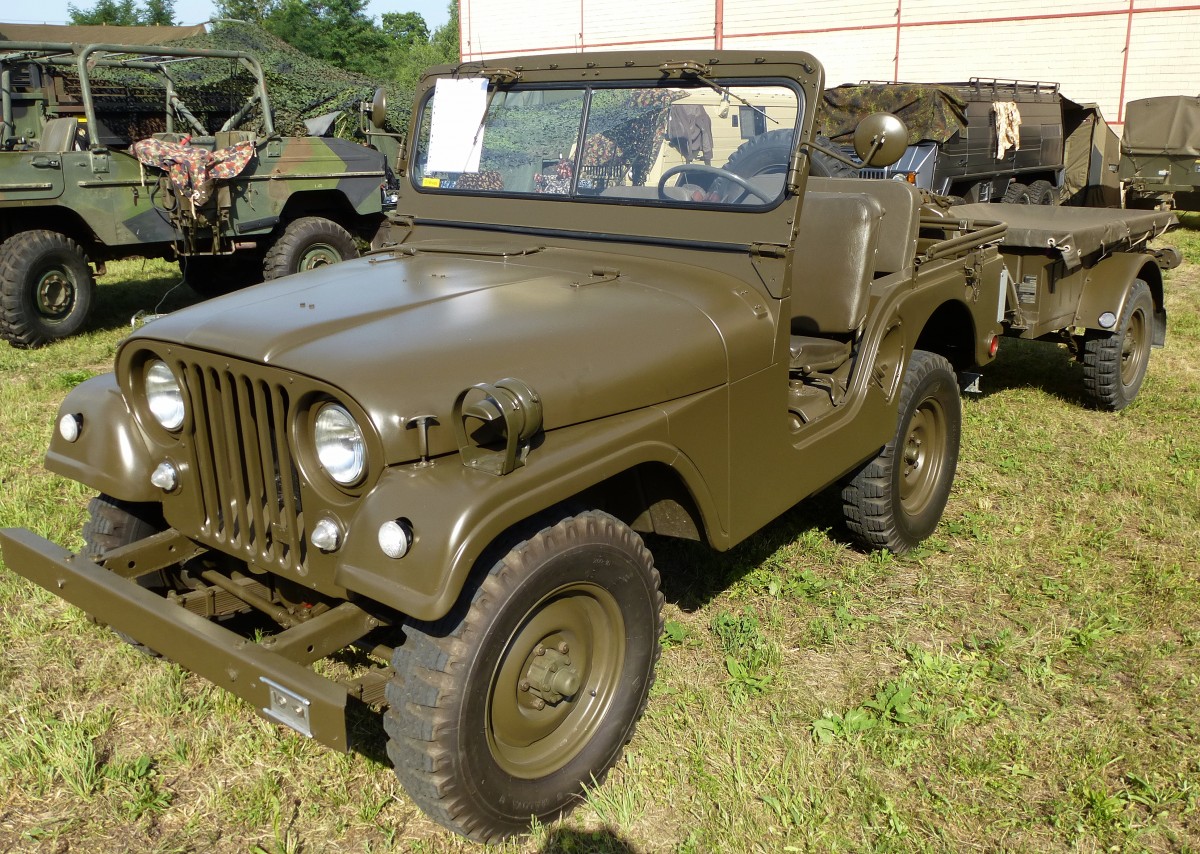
[184,363,219,535]
[270,383,304,564]
[235,374,271,563]
[174,352,303,575]
[217,367,248,548]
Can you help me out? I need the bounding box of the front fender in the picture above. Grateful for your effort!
[1073,252,1166,346]
[45,374,158,503]
[334,405,719,621]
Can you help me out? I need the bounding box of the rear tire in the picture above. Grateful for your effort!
[0,230,95,348]
[1002,182,1031,204]
[262,216,358,281]
[842,350,961,553]
[1082,279,1154,411]
[1026,179,1057,206]
[384,510,663,842]
[81,495,169,655]
[723,128,854,181]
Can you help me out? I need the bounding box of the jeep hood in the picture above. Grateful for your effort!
[133,250,727,454]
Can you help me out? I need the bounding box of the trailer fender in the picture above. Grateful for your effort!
[1073,252,1166,346]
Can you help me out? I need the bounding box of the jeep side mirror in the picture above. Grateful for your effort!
[853,112,908,168]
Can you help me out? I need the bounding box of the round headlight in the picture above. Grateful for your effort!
[145,360,184,431]
[314,403,366,485]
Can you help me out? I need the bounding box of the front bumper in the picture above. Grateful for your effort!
[0,527,351,751]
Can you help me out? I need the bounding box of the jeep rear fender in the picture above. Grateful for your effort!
[1072,252,1166,344]
[44,374,159,503]
[334,405,724,622]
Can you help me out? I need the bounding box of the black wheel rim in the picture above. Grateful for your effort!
[34,265,76,322]
[899,396,948,516]
[487,580,625,779]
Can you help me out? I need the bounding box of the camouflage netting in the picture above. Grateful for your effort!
[7,22,402,141]
[817,83,968,145]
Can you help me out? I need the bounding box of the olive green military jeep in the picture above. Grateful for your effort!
[0,50,1176,841]
[0,41,393,348]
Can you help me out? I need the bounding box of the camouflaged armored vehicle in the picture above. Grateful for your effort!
[1120,95,1200,210]
[0,50,1179,842]
[0,41,393,348]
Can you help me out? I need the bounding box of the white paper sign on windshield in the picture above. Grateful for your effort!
[425,77,488,173]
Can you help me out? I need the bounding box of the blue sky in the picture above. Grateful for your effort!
[6,1,451,30]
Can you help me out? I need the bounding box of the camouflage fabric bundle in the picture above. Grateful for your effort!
[817,83,968,145]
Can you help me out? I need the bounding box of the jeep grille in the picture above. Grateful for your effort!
[180,359,305,573]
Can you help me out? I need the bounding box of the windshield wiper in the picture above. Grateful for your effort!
[658,60,778,125]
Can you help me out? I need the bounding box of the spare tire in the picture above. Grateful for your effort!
[723,128,855,180]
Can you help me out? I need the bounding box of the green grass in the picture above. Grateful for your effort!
[2,229,1200,852]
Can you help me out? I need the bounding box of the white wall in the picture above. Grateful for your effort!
[459,0,1200,126]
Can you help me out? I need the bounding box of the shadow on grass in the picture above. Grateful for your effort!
[88,265,204,337]
[976,335,1088,407]
[541,826,641,853]
[650,480,847,614]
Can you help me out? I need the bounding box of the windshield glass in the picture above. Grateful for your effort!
[412,80,801,207]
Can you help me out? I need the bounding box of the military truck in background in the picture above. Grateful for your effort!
[0,49,1179,843]
[0,40,394,348]
[1120,95,1200,210]
[819,79,1122,207]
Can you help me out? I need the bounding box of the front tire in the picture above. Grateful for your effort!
[385,510,664,842]
[262,216,358,280]
[0,230,95,348]
[1002,182,1032,204]
[1082,279,1154,411]
[81,494,169,655]
[842,350,961,553]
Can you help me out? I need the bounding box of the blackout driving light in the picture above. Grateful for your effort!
[145,360,185,431]
[378,519,412,559]
[150,460,179,492]
[311,516,343,552]
[1098,311,1117,329]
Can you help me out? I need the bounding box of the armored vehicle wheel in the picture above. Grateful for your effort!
[384,510,663,842]
[262,216,359,280]
[1026,179,1057,205]
[1002,182,1032,204]
[0,230,95,349]
[81,494,169,655]
[842,350,961,553]
[1082,279,1154,411]
[724,128,854,180]
[183,254,265,298]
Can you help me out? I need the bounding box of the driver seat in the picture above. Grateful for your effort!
[788,190,883,374]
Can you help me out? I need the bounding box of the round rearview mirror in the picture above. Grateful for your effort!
[370,88,387,129]
[852,112,909,168]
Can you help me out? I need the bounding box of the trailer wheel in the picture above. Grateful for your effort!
[1002,182,1032,204]
[384,510,663,842]
[262,216,358,281]
[1082,279,1154,411]
[842,350,961,553]
[81,494,169,656]
[0,230,95,349]
[1026,180,1057,205]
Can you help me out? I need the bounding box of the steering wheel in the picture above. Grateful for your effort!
[657,163,774,203]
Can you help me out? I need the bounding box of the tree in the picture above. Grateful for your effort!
[212,0,278,24]
[68,0,176,25]
[260,0,392,77]
[381,11,429,51]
